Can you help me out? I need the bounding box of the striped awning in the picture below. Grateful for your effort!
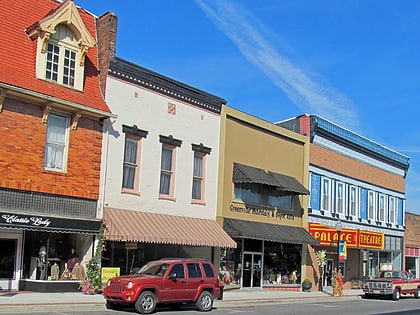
[104,208,237,248]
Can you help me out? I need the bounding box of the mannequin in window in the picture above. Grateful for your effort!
[67,247,79,272]
[37,246,47,280]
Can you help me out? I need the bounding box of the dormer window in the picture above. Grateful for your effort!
[25,0,96,91]
[44,24,78,88]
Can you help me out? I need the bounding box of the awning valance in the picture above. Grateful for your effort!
[104,208,237,248]
[224,218,319,246]
[232,163,309,195]
[0,211,101,234]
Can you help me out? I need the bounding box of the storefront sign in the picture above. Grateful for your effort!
[101,267,120,283]
[229,205,295,221]
[309,223,384,250]
[0,211,101,234]
[125,242,138,250]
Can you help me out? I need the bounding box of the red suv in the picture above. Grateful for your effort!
[103,258,221,314]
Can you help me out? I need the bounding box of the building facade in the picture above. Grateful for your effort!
[0,0,113,291]
[217,107,318,290]
[96,16,235,276]
[278,115,409,289]
[405,212,420,278]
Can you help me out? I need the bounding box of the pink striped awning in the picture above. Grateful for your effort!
[104,208,236,248]
[405,247,420,257]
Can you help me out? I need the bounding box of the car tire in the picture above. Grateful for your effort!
[105,301,121,310]
[135,291,157,314]
[415,288,420,299]
[196,291,213,312]
[392,288,400,301]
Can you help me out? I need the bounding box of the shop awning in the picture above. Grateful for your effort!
[0,211,101,234]
[232,163,309,195]
[224,218,319,246]
[104,208,237,248]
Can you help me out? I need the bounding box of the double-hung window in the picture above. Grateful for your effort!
[321,177,331,212]
[368,191,375,220]
[388,196,396,224]
[121,125,148,193]
[378,194,386,222]
[191,144,211,204]
[335,182,345,215]
[159,135,182,200]
[349,186,358,217]
[44,113,69,172]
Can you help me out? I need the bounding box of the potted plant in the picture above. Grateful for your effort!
[302,278,312,292]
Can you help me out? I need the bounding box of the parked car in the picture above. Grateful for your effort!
[103,258,221,314]
[363,270,420,300]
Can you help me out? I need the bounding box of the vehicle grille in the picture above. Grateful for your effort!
[367,282,388,289]
[109,282,126,292]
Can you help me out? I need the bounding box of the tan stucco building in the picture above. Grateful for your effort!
[216,106,318,289]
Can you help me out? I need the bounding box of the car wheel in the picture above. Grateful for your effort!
[415,288,420,299]
[105,301,121,310]
[196,291,213,312]
[392,288,400,301]
[135,291,157,314]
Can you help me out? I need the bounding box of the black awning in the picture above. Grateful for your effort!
[233,163,309,195]
[233,163,278,186]
[268,172,310,195]
[224,218,319,246]
[0,211,101,234]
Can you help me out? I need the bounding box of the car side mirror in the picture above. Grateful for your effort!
[168,273,177,281]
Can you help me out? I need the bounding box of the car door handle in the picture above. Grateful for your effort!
[180,280,186,283]
[199,280,204,282]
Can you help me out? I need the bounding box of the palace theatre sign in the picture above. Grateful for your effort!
[309,223,384,250]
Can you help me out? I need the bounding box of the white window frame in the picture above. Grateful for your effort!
[36,24,84,91]
[378,193,386,223]
[121,134,142,194]
[335,182,345,215]
[349,185,359,218]
[44,113,69,172]
[368,191,376,221]
[321,177,331,212]
[388,196,396,224]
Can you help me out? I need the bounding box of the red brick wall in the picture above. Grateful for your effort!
[0,98,103,200]
[405,213,420,247]
[310,144,405,193]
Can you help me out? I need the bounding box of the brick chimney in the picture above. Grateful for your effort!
[97,11,118,99]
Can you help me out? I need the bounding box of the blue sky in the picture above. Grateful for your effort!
[76,0,420,214]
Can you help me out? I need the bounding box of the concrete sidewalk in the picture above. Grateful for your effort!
[0,287,363,308]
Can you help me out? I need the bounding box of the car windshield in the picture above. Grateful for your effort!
[137,262,169,276]
[377,271,402,279]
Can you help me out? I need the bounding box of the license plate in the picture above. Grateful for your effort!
[373,290,380,294]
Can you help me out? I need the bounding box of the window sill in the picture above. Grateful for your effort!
[121,189,140,196]
[159,195,176,202]
[191,200,206,206]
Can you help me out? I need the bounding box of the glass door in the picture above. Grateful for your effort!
[242,252,262,288]
[0,233,21,291]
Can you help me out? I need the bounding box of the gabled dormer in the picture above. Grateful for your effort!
[25,0,96,91]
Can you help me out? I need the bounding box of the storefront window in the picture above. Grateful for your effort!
[22,231,89,281]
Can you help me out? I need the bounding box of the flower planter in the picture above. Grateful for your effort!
[302,281,312,292]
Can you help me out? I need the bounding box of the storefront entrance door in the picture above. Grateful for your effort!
[0,232,22,291]
[242,252,262,288]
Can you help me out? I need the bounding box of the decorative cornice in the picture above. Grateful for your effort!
[109,57,226,114]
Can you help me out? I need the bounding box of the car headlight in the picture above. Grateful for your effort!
[107,280,111,287]
[387,282,392,288]
[127,282,133,289]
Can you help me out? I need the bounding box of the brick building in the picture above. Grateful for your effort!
[405,212,420,278]
[278,114,409,289]
[0,0,113,291]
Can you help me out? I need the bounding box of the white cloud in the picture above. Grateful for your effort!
[195,0,359,129]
